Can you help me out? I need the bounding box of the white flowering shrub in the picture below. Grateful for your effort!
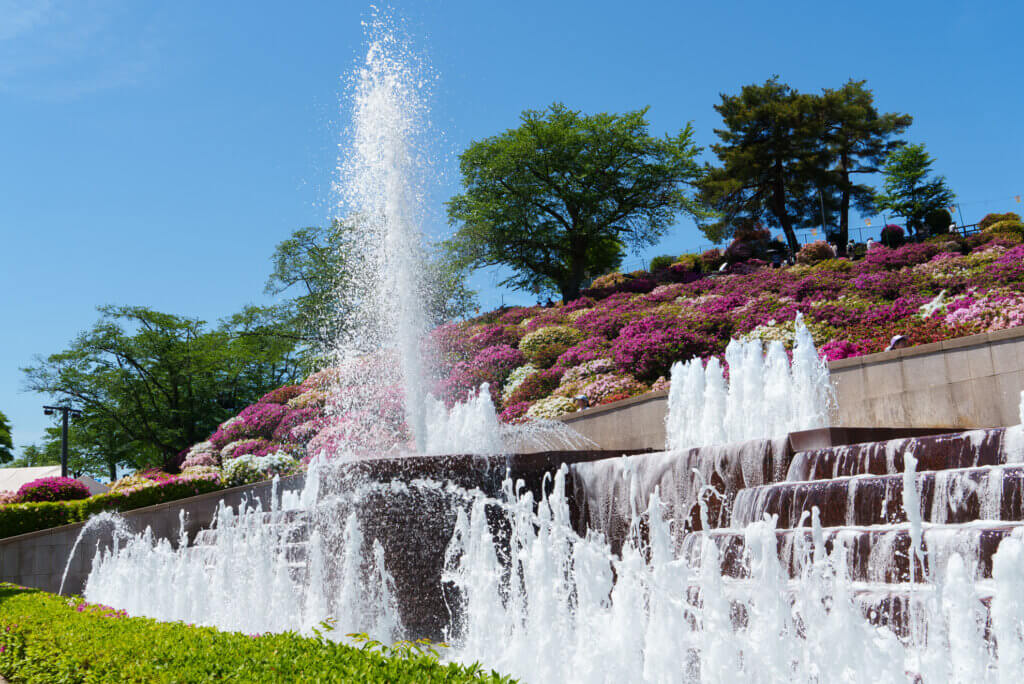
[222,452,301,487]
[526,396,578,419]
[502,364,539,402]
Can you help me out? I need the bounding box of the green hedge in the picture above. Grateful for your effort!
[0,478,227,539]
[0,584,513,683]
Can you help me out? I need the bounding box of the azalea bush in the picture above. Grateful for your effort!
[15,477,91,504]
[222,452,302,487]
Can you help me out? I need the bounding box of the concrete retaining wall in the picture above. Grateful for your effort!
[561,327,1024,450]
[0,477,295,595]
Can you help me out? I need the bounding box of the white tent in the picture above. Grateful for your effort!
[0,466,109,496]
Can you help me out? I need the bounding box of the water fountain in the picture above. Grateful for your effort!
[67,16,1024,684]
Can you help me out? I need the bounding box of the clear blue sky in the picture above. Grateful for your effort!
[2,0,1022,452]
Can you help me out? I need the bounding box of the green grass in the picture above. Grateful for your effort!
[0,583,513,683]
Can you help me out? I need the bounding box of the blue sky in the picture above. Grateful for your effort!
[2,0,1022,451]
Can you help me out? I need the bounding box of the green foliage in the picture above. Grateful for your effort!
[518,326,584,366]
[979,212,1022,230]
[818,80,912,250]
[265,221,477,367]
[0,410,12,464]
[648,254,677,272]
[21,305,303,473]
[445,102,706,301]
[987,220,1024,240]
[874,143,955,237]
[675,253,703,272]
[698,77,825,252]
[925,208,953,236]
[0,476,225,539]
[0,584,513,683]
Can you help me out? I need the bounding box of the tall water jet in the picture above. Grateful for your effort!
[330,15,432,452]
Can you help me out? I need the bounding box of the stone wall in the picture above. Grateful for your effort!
[560,327,1024,450]
[0,477,291,595]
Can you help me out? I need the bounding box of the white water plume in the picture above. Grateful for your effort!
[665,313,834,451]
[330,14,432,451]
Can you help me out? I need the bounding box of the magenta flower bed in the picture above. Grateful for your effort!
[170,233,1024,463]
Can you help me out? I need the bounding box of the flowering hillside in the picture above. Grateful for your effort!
[158,228,1024,476]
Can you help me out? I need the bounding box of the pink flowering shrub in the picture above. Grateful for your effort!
[818,339,870,361]
[259,385,304,405]
[611,318,718,381]
[272,407,323,442]
[168,232,1024,465]
[0,490,18,505]
[16,477,91,503]
[498,401,532,424]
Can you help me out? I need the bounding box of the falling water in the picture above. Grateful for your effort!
[665,314,834,451]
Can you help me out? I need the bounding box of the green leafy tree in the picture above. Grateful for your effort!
[445,103,705,302]
[22,305,303,472]
[874,143,955,237]
[265,222,476,367]
[818,80,912,253]
[6,443,59,469]
[0,410,13,464]
[699,78,825,252]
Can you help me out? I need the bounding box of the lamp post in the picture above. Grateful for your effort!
[43,404,82,478]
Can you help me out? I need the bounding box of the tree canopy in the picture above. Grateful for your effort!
[700,77,914,254]
[265,221,477,367]
[22,305,303,472]
[0,410,13,464]
[874,143,955,236]
[445,103,706,302]
[818,80,912,253]
[699,78,824,252]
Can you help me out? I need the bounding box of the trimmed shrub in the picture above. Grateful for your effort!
[649,254,676,272]
[259,385,304,405]
[222,452,301,487]
[518,326,584,366]
[979,212,1022,231]
[701,248,726,271]
[880,224,905,248]
[498,401,532,424]
[675,253,703,272]
[504,367,564,406]
[589,272,628,289]
[526,396,578,419]
[0,474,225,539]
[986,219,1024,241]
[611,317,718,381]
[796,241,835,265]
[15,477,90,504]
[925,208,952,236]
[0,584,507,683]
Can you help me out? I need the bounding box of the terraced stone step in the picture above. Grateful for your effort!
[679,522,1024,584]
[786,428,1012,482]
[730,465,1024,528]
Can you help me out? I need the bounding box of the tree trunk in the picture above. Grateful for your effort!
[837,157,850,256]
[771,163,800,253]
